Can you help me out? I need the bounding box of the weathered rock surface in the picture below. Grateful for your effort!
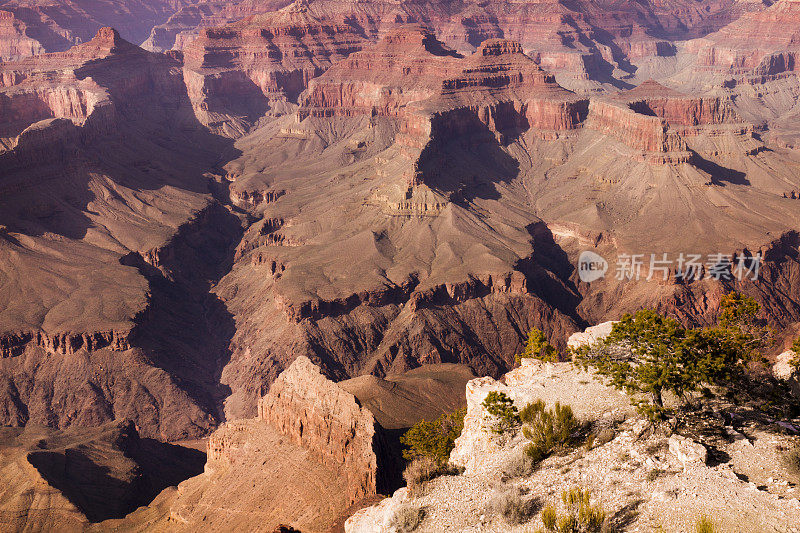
[689,0,800,78]
[668,434,709,466]
[450,358,633,475]
[257,355,384,504]
[2,1,800,474]
[348,327,800,532]
[774,349,798,380]
[0,9,43,60]
[0,0,190,58]
[112,356,395,533]
[143,0,759,91]
[143,0,295,53]
[0,28,246,440]
[210,28,800,425]
[566,320,616,349]
[586,80,745,163]
[182,1,367,136]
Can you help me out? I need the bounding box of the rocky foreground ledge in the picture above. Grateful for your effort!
[346,349,800,532]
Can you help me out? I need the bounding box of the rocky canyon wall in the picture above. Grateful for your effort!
[255,356,382,503]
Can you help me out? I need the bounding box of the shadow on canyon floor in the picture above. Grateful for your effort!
[28,437,205,522]
[124,203,244,425]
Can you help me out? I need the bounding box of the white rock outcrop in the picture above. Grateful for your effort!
[773,350,797,380]
[668,434,708,466]
[345,488,409,533]
[347,322,800,533]
[450,358,632,475]
[566,320,616,349]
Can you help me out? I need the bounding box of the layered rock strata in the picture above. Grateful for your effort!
[165,356,391,532]
[0,0,189,58]
[688,0,800,79]
[256,356,384,503]
[586,80,745,162]
[181,2,367,136]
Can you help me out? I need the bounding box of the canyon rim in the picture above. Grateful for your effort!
[0,0,800,531]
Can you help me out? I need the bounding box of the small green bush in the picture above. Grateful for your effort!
[522,401,578,463]
[790,337,800,376]
[694,514,716,533]
[540,488,605,533]
[400,408,466,464]
[520,399,547,424]
[482,391,520,434]
[390,504,425,532]
[517,327,559,363]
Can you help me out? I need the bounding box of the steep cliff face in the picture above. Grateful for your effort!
[0,9,43,60]
[0,420,204,530]
[427,38,590,143]
[0,0,188,58]
[586,99,689,160]
[298,27,463,120]
[161,356,388,532]
[0,27,184,145]
[181,2,366,136]
[143,0,295,52]
[144,0,753,91]
[299,30,590,178]
[256,356,381,502]
[585,80,744,162]
[349,337,800,533]
[689,0,800,77]
[0,27,248,440]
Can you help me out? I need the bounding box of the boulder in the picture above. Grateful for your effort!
[773,350,797,380]
[668,435,708,466]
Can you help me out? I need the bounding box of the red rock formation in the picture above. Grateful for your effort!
[0,329,130,358]
[587,99,689,161]
[255,356,380,505]
[586,80,744,162]
[181,2,366,135]
[0,9,44,60]
[431,39,589,135]
[139,0,751,91]
[621,80,740,126]
[300,29,589,148]
[143,0,295,52]
[0,28,243,440]
[0,27,183,144]
[298,27,463,120]
[689,0,800,77]
[0,0,188,58]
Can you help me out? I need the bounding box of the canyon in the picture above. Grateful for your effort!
[0,0,799,530]
[0,2,799,443]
